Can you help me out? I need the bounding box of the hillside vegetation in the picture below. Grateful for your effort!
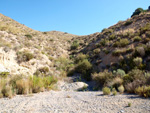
[0,6,150,98]
[69,7,150,97]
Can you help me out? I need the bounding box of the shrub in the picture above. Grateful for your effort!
[112,49,126,56]
[25,34,32,39]
[75,53,88,63]
[123,69,146,85]
[99,39,108,46]
[92,71,113,86]
[38,67,49,74]
[1,85,13,98]
[93,48,101,54]
[133,36,142,42]
[0,72,9,78]
[135,86,150,98]
[102,87,111,95]
[135,46,145,57]
[133,57,142,66]
[131,8,145,17]
[128,103,132,107]
[119,39,129,47]
[76,59,92,80]
[110,77,123,88]
[109,34,116,40]
[112,88,117,96]
[71,40,79,50]
[17,51,34,63]
[118,85,124,94]
[16,79,30,94]
[124,20,133,26]
[115,69,126,77]
[125,79,145,93]
[30,76,44,93]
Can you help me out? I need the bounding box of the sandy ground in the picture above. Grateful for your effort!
[0,91,150,113]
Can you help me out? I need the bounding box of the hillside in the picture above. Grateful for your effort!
[0,13,77,77]
[0,7,150,99]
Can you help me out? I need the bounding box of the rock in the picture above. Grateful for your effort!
[0,63,9,73]
[58,81,88,91]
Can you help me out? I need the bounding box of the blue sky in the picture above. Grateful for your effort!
[0,0,149,35]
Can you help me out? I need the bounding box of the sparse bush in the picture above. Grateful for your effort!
[38,67,49,74]
[16,79,30,94]
[103,87,111,95]
[115,69,126,77]
[118,85,124,94]
[92,70,113,86]
[0,72,9,78]
[119,39,129,47]
[71,40,79,50]
[17,51,34,63]
[124,20,133,26]
[112,49,126,56]
[135,46,145,57]
[125,79,145,93]
[25,34,32,39]
[112,88,117,96]
[135,86,150,98]
[133,36,142,42]
[128,103,132,107]
[93,48,101,54]
[2,85,13,98]
[133,57,142,66]
[75,53,88,63]
[109,34,116,40]
[76,59,92,80]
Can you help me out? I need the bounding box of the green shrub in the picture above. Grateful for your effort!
[125,79,145,93]
[133,36,142,42]
[119,39,129,47]
[25,34,32,39]
[1,85,13,98]
[0,72,9,78]
[93,48,101,54]
[38,67,49,74]
[135,46,145,57]
[109,34,116,40]
[112,88,117,96]
[115,69,126,77]
[17,51,34,63]
[76,59,92,80]
[118,85,124,93]
[75,53,88,63]
[133,57,142,66]
[131,8,145,17]
[102,87,111,95]
[124,20,133,26]
[99,39,107,46]
[92,71,113,86]
[128,103,132,107]
[112,49,126,56]
[135,86,150,98]
[113,41,120,47]
[71,40,79,50]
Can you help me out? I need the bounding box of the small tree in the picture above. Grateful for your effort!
[131,8,144,17]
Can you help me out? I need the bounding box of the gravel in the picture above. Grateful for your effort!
[0,91,150,113]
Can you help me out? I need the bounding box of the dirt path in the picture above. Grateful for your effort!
[0,90,150,113]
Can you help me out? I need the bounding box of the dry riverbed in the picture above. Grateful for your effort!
[0,91,150,113]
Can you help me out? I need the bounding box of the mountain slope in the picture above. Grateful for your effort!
[0,13,77,76]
